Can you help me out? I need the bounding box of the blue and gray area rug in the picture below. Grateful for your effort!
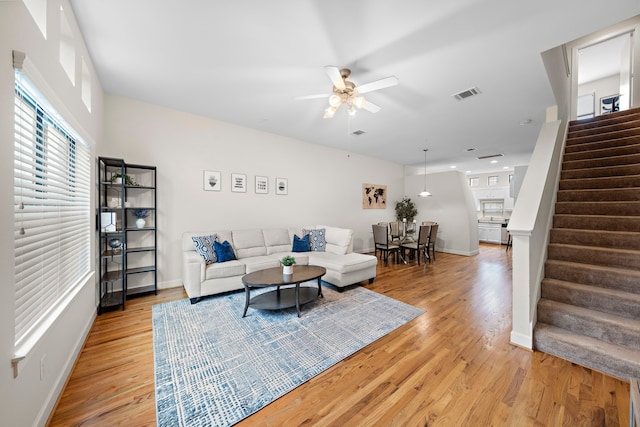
[153,285,424,427]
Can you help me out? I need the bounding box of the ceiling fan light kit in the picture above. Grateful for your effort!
[306,66,398,119]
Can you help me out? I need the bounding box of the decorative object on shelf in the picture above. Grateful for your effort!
[203,170,221,192]
[100,212,116,232]
[231,173,247,193]
[134,209,149,228]
[418,149,432,197]
[600,94,620,115]
[281,255,296,275]
[108,238,122,249]
[395,197,418,222]
[110,173,137,186]
[275,177,288,195]
[362,183,386,209]
[255,175,268,194]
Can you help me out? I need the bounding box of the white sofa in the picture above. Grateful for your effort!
[182,225,377,303]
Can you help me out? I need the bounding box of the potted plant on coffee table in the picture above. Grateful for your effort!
[281,255,296,275]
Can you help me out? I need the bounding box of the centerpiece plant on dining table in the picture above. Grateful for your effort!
[395,197,418,223]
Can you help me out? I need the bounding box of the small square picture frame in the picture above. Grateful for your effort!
[231,173,247,193]
[203,170,221,192]
[255,175,268,194]
[275,177,288,195]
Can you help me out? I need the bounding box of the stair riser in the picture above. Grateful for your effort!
[559,175,640,190]
[564,142,640,161]
[566,134,640,153]
[544,262,639,294]
[547,244,640,270]
[533,325,640,381]
[541,280,640,320]
[555,202,640,216]
[557,189,640,202]
[569,109,640,130]
[550,229,640,249]
[561,164,640,179]
[563,154,640,170]
[553,215,640,232]
[567,125,640,143]
[537,303,640,350]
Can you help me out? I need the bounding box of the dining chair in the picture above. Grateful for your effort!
[372,224,399,265]
[388,221,401,245]
[426,223,439,262]
[400,225,430,265]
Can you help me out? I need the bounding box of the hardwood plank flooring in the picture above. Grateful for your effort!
[48,244,630,426]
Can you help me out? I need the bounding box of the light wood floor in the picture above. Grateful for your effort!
[48,244,630,426]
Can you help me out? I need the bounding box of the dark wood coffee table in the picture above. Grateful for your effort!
[241,265,326,317]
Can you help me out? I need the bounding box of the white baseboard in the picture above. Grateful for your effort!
[158,279,182,290]
[510,330,533,350]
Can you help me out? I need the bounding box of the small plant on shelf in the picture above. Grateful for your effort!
[281,255,296,266]
[134,209,149,218]
[110,173,137,186]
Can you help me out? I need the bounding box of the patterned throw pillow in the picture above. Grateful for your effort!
[292,234,310,252]
[213,240,237,263]
[192,234,217,264]
[303,228,326,252]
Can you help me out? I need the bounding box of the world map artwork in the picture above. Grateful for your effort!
[362,184,387,209]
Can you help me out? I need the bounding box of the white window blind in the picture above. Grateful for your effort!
[14,71,91,348]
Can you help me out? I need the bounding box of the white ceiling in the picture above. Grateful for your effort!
[69,1,640,174]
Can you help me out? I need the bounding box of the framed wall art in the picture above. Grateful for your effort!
[231,173,247,192]
[362,183,386,209]
[600,94,619,115]
[255,175,268,194]
[203,170,221,191]
[275,178,288,195]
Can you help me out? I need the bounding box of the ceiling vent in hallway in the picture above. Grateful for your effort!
[476,153,504,160]
[452,86,481,101]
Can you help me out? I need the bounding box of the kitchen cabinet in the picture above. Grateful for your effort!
[478,222,502,244]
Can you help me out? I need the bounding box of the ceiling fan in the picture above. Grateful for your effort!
[298,66,399,119]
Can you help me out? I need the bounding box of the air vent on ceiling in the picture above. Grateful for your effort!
[452,86,481,101]
[476,153,504,160]
[352,130,366,136]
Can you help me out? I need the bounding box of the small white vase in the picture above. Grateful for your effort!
[282,265,293,275]
[135,218,146,229]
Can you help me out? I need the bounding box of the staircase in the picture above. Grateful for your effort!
[533,107,640,382]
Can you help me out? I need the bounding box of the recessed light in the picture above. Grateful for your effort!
[503,166,509,170]
[490,160,498,164]
[466,170,472,174]
[450,165,456,169]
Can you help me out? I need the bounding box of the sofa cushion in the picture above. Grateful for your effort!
[292,234,310,252]
[263,228,292,255]
[191,234,217,264]
[183,230,232,252]
[308,252,377,274]
[205,260,246,280]
[322,226,353,255]
[214,240,237,263]
[241,256,280,273]
[232,229,267,258]
[303,228,326,252]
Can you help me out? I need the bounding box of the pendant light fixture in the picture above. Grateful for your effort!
[419,148,432,197]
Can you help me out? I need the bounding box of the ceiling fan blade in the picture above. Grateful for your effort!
[295,94,329,100]
[357,76,399,94]
[362,99,381,113]
[325,66,346,90]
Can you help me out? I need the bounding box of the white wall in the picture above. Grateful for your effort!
[102,95,406,288]
[0,1,103,426]
[404,170,479,256]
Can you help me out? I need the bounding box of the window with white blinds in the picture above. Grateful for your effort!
[14,70,91,348]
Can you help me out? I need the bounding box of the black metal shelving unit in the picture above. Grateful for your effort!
[97,157,157,314]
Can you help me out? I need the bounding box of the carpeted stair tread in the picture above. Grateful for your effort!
[566,130,640,148]
[550,228,640,250]
[544,259,640,294]
[562,152,640,170]
[555,201,640,216]
[541,278,640,320]
[553,214,640,232]
[533,323,640,381]
[547,243,640,270]
[565,140,640,160]
[538,299,640,350]
[561,163,640,179]
[559,174,640,190]
[567,123,640,143]
[557,187,640,202]
[569,108,640,129]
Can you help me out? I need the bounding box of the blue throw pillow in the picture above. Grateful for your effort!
[192,234,217,264]
[292,234,310,252]
[213,240,237,263]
